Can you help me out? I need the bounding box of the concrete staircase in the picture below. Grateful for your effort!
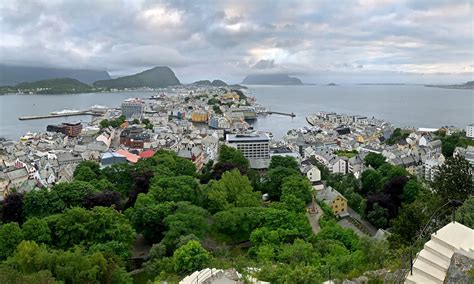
[405,222,474,284]
[180,268,224,284]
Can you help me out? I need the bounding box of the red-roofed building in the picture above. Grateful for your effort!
[139,149,155,159]
[115,149,140,164]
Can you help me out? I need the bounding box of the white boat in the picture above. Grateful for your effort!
[90,105,109,113]
[51,108,80,115]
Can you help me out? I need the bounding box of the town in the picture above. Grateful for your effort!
[0,84,473,283]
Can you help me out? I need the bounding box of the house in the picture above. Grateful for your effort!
[300,161,324,190]
[177,146,204,171]
[316,186,348,217]
[428,139,442,154]
[5,167,29,190]
[329,156,348,175]
[348,155,364,178]
[418,134,432,147]
[57,152,83,166]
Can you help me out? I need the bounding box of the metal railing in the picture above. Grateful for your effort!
[396,199,463,283]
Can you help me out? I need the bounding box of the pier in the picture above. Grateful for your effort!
[18,111,101,121]
[264,111,296,118]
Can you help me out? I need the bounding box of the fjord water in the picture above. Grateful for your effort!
[0,85,472,140]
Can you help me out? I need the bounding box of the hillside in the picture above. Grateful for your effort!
[5,78,93,94]
[191,79,228,87]
[0,65,110,86]
[93,66,180,89]
[425,81,474,90]
[242,74,303,85]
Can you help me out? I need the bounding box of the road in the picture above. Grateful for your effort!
[306,200,323,235]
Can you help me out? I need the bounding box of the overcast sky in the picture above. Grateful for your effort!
[1,0,473,83]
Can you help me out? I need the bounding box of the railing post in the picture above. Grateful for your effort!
[410,251,413,276]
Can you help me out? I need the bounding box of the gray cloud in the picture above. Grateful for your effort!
[0,0,472,83]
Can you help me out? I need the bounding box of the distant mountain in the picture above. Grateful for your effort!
[326,83,338,86]
[191,79,228,86]
[425,81,474,90]
[93,66,180,89]
[242,74,303,85]
[0,78,93,94]
[0,65,110,86]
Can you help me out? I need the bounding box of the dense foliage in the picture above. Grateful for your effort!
[0,145,470,283]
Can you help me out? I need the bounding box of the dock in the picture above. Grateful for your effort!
[18,111,101,121]
[264,111,296,118]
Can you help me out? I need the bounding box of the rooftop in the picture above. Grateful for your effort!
[226,133,269,142]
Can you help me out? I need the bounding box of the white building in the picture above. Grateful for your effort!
[466,124,474,139]
[121,98,144,120]
[226,133,270,169]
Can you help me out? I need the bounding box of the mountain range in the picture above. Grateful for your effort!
[242,74,303,85]
[93,66,180,88]
[0,65,110,86]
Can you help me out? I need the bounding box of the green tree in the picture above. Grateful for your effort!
[150,176,202,205]
[281,175,313,204]
[53,181,97,208]
[128,197,175,243]
[47,206,135,251]
[218,145,249,169]
[74,160,101,179]
[279,194,306,213]
[204,169,260,213]
[73,166,97,182]
[23,188,65,218]
[389,199,429,246]
[366,203,388,228]
[364,153,386,169]
[22,217,52,245]
[266,166,300,200]
[99,119,110,129]
[456,197,474,228]
[173,240,210,274]
[269,156,299,171]
[0,222,23,260]
[361,169,383,194]
[402,179,422,203]
[6,241,132,284]
[432,155,473,203]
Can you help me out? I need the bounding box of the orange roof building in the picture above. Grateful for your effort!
[139,149,155,159]
[115,149,140,164]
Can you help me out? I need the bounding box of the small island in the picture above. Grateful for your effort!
[326,83,338,86]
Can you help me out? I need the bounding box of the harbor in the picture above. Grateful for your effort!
[18,107,107,121]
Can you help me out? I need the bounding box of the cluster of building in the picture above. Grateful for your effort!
[0,85,272,199]
[280,112,461,183]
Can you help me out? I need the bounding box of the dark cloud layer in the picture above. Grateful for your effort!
[0,0,472,83]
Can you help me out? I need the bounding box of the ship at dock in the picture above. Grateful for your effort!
[50,108,80,115]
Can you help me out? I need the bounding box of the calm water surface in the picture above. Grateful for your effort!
[0,85,472,140]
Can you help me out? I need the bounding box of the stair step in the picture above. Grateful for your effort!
[417,249,451,271]
[405,270,441,284]
[424,240,453,262]
[431,234,457,251]
[412,258,445,283]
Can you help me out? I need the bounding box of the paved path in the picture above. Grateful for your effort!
[347,207,378,236]
[306,200,323,235]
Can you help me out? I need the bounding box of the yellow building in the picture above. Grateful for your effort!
[191,112,209,122]
[356,135,365,143]
[316,186,348,216]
